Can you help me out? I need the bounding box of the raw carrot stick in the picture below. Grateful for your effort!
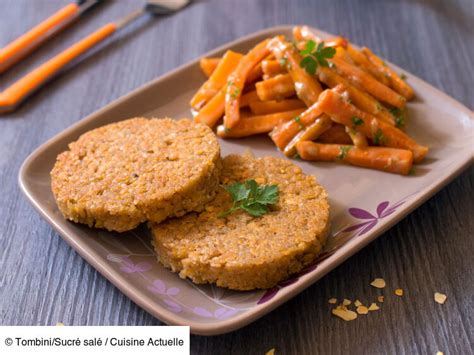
[249,99,305,115]
[318,89,428,162]
[296,141,414,175]
[268,36,322,106]
[200,57,221,77]
[255,74,296,101]
[330,54,406,108]
[317,124,353,144]
[191,50,243,110]
[346,44,390,86]
[262,59,286,78]
[270,101,324,150]
[361,47,415,100]
[224,39,272,129]
[193,90,225,128]
[318,67,396,126]
[283,115,332,157]
[240,90,260,107]
[217,108,305,138]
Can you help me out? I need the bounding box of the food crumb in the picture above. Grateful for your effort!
[368,303,380,311]
[332,306,358,321]
[370,278,386,289]
[434,292,447,304]
[342,299,351,306]
[377,296,385,303]
[328,298,337,304]
[395,288,404,296]
[354,300,362,307]
[56,322,64,326]
[266,348,275,355]
[356,306,369,315]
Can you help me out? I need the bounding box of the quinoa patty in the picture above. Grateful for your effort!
[151,154,330,290]
[51,118,221,232]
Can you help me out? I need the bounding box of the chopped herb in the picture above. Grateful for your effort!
[219,180,279,218]
[400,73,407,80]
[279,57,288,68]
[375,102,383,112]
[390,107,406,128]
[227,80,234,86]
[230,87,241,99]
[337,146,351,160]
[294,115,304,128]
[408,167,416,176]
[351,116,364,127]
[299,40,336,75]
[293,153,300,159]
[373,129,385,145]
[347,98,353,104]
[382,60,387,67]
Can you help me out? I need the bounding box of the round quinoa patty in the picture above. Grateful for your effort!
[151,154,330,290]
[51,118,221,232]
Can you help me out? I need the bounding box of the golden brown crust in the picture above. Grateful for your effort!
[51,118,221,232]
[151,154,330,290]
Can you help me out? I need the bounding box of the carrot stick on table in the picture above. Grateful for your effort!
[191,50,243,110]
[255,74,296,101]
[283,114,333,157]
[268,36,323,106]
[317,67,396,126]
[224,39,272,129]
[317,123,353,144]
[217,108,305,138]
[361,47,415,100]
[317,89,428,162]
[270,100,325,150]
[296,141,414,175]
[249,98,305,115]
[346,44,390,86]
[199,57,221,77]
[330,51,406,108]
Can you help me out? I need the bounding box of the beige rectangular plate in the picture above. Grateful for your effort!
[19,26,473,335]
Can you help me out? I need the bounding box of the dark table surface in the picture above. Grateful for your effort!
[1,0,473,354]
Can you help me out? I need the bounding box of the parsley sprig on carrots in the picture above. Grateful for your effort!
[299,40,336,75]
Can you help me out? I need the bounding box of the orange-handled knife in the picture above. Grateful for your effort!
[0,0,102,74]
[0,0,190,114]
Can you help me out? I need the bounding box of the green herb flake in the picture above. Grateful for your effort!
[337,145,351,160]
[299,40,336,75]
[390,107,406,128]
[219,180,279,218]
[293,153,300,159]
[294,115,304,129]
[351,116,364,127]
[408,167,416,176]
[230,87,241,99]
[400,73,407,80]
[373,129,385,145]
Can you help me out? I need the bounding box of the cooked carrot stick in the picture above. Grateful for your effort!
[262,59,286,78]
[346,44,390,86]
[247,63,264,83]
[194,90,225,128]
[361,47,415,100]
[249,99,305,115]
[191,51,243,110]
[217,108,305,138]
[255,74,296,101]
[330,53,406,108]
[345,126,368,148]
[318,67,396,126]
[224,39,272,129]
[240,90,260,107]
[318,89,428,162]
[268,36,323,106]
[296,141,414,175]
[292,26,348,48]
[200,57,221,77]
[317,123,353,144]
[270,101,324,150]
[283,115,332,157]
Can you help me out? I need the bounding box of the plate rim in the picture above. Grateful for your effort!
[18,24,474,335]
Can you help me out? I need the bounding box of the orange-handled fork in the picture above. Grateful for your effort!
[0,0,190,114]
[0,0,103,74]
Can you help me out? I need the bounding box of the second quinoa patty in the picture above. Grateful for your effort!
[51,117,221,232]
[151,154,330,290]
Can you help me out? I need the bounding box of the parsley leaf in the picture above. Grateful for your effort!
[219,180,279,218]
[299,40,336,75]
[351,116,364,127]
